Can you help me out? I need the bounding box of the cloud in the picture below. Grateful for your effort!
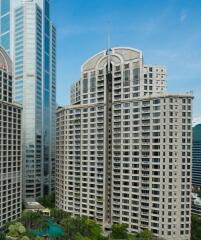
[180,10,188,23]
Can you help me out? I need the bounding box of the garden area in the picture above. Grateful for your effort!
[1,193,194,240]
[1,211,64,240]
[0,208,155,240]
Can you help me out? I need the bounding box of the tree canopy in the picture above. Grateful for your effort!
[111,224,128,239]
[192,214,201,240]
[7,222,30,239]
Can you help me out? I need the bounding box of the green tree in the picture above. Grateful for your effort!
[62,215,104,240]
[63,216,77,240]
[21,236,30,240]
[111,224,128,239]
[36,218,49,231]
[39,193,55,208]
[75,234,91,240]
[26,229,36,239]
[8,223,20,237]
[74,216,90,235]
[192,214,201,240]
[35,237,44,240]
[136,229,152,240]
[20,211,41,229]
[17,222,26,235]
[7,222,27,239]
[0,232,6,240]
[82,219,102,239]
[51,208,70,223]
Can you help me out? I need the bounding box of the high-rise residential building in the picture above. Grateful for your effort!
[192,123,201,188]
[56,47,193,240]
[0,0,56,200]
[0,46,22,229]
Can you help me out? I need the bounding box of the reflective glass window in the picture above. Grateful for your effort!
[1,32,9,49]
[1,14,10,32]
[1,0,10,16]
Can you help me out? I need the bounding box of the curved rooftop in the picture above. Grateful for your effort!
[0,46,12,75]
[193,118,201,127]
[82,47,143,72]
[193,124,201,141]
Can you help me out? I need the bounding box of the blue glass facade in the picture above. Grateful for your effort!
[14,7,23,104]
[43,0,51,194]
[50,23,56,191]
[6,0,56,200]
[1,0,10,15]
[0,0,56,200]
[0,0,10,53]
[192,124,201,188]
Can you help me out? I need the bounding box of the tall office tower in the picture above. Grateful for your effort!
[0,0,12,54]
[0,0,57,200]
[14,0,56,200]
[0,46,22,229]
[0,0,22,56]
[192,122,201,188]
[56,47,192,240]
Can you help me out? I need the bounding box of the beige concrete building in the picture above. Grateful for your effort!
[56,47,192,240]
[0,47,22,229]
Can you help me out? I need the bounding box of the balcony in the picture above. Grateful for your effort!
[114,96,121,101]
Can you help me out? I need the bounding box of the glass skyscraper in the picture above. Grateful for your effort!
[0,0,11,53]
[192,123,201,188]
[0,0,56,200]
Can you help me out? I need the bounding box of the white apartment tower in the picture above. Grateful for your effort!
[56,47,192,240]
[0,46,22,228]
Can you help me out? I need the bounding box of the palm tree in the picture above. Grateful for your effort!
[36,218,49,231]
[51,209,70,223]
[26,229,37,239]
[21,211,41,229]
[62,216,78,240]
[73,216,85,234]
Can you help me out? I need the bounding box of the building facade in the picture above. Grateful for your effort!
[192,123,201,188]
[0,46,22,228]
[56,47,192,240]
[0,0,11,54]
[0,0,22,56]
[0,0,56,200]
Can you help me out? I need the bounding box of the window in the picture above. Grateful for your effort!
[90,75,96,92]
[1,0,10,16]
[124,70,130,86]
[1,14,10,33]
[1,33,9,50]
[124,64,129,69]
[83,79,88,93]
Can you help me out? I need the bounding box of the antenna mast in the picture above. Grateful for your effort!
[107,21,111,73]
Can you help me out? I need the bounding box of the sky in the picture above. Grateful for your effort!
[51,0,201,119]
